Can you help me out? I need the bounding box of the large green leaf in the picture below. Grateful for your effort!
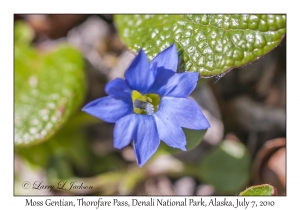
[197,140,251,194]
[16,112,125,181]
[14,22,86,146]
[115,15,286,77]
[15,114,92,168]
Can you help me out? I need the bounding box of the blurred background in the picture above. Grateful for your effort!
[14,14,286,196]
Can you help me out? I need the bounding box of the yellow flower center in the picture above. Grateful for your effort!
[132,90,160,115]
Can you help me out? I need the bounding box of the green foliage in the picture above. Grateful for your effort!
[159,129,206,154]
[14,21,34,46]
[15,114,93,170]
[239,184,277,196]
[14,21,86,146]
[184,128,206,150]
[15,112,126,184]
[197,140,251,194]
[115,14,286,77]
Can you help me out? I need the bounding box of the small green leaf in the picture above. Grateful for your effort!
[159,128,206,154]
[115,15,286,77]
[14,22,86,146]
[239,184,277,196]
[14,21,34,45]
[198,140,251,194]
[184,128,206,150]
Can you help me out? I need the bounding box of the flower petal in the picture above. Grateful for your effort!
[154,114,186,151]
[105,78,132,97]
[82,96,133,123]
[164,72,199,97]
[148,68,175,94]
[125,50,155,94]
[113,114,139,149]
[150,44,178,72]
[149,68,199,98]
[157,97,210,130]
[133,115,160,167]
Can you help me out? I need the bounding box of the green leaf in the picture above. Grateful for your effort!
[184,128,206,150]
[159,128,206,154]
[14,21,34,45]
[15,114,92,168]
[197,140,251,194]
[115,15,286,77]
[16,112,125,175]
[14,23,86,146]
[239,184,277,196]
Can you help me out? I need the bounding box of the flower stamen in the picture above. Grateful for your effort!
[132,90,160,115]
[133,100,154,115]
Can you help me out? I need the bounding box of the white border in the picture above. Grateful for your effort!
[1,0,298,209]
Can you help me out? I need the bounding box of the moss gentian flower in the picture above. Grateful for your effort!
[82,44,210,167]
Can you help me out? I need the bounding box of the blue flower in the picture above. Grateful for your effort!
[82,44,210,167]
